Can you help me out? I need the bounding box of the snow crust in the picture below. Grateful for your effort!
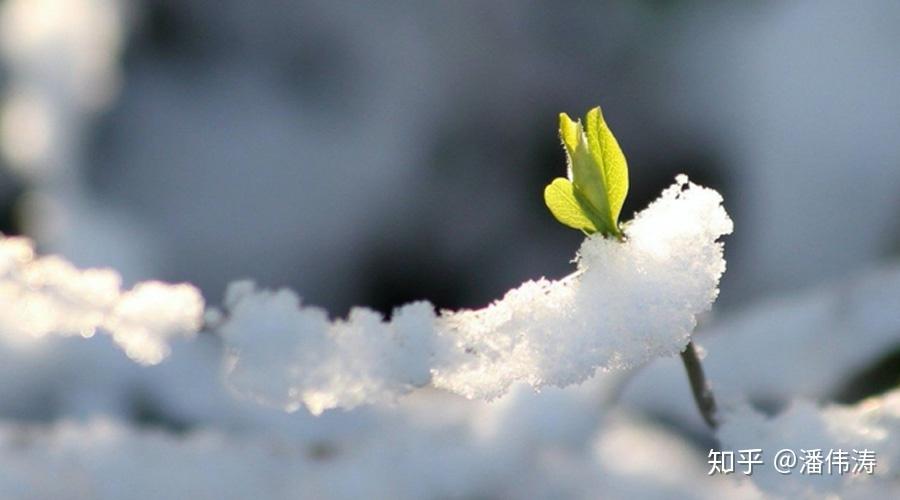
[0,235,204,364]
[217,176,733,414]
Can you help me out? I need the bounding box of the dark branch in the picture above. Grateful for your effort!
[680,341,718,429]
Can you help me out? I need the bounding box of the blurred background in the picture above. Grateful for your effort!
[0,0,898,497]
[2,0,899,315]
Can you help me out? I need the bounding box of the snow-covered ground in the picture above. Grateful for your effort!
[1,240,898,498]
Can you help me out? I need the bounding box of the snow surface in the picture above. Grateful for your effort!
[0,392,761,500]
[217,176,733,414]
[0,234,203,364]
[1,277,898,499]
[720,390,900,498]
[11,353,899,500]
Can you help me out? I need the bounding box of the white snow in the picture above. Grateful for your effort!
[0,390,761,500]
[218,176,733,414]
[621,260,900,433]
[719,389,900,497]
[0,234,204,364]
[218,282,437,415]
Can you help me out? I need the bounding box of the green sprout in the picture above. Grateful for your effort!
[544,108,719,428]
[543,106,629,238]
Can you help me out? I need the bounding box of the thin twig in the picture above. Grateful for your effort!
[680,340,718,430]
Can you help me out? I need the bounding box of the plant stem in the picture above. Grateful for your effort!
[680,341,718,430]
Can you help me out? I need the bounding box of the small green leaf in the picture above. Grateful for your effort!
[544,177,602,233]
[584,107,628,230]
[558,113,581,159]
[544,106,629,238]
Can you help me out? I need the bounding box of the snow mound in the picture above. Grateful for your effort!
[0,235,204,364]
[218,176,733,414]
